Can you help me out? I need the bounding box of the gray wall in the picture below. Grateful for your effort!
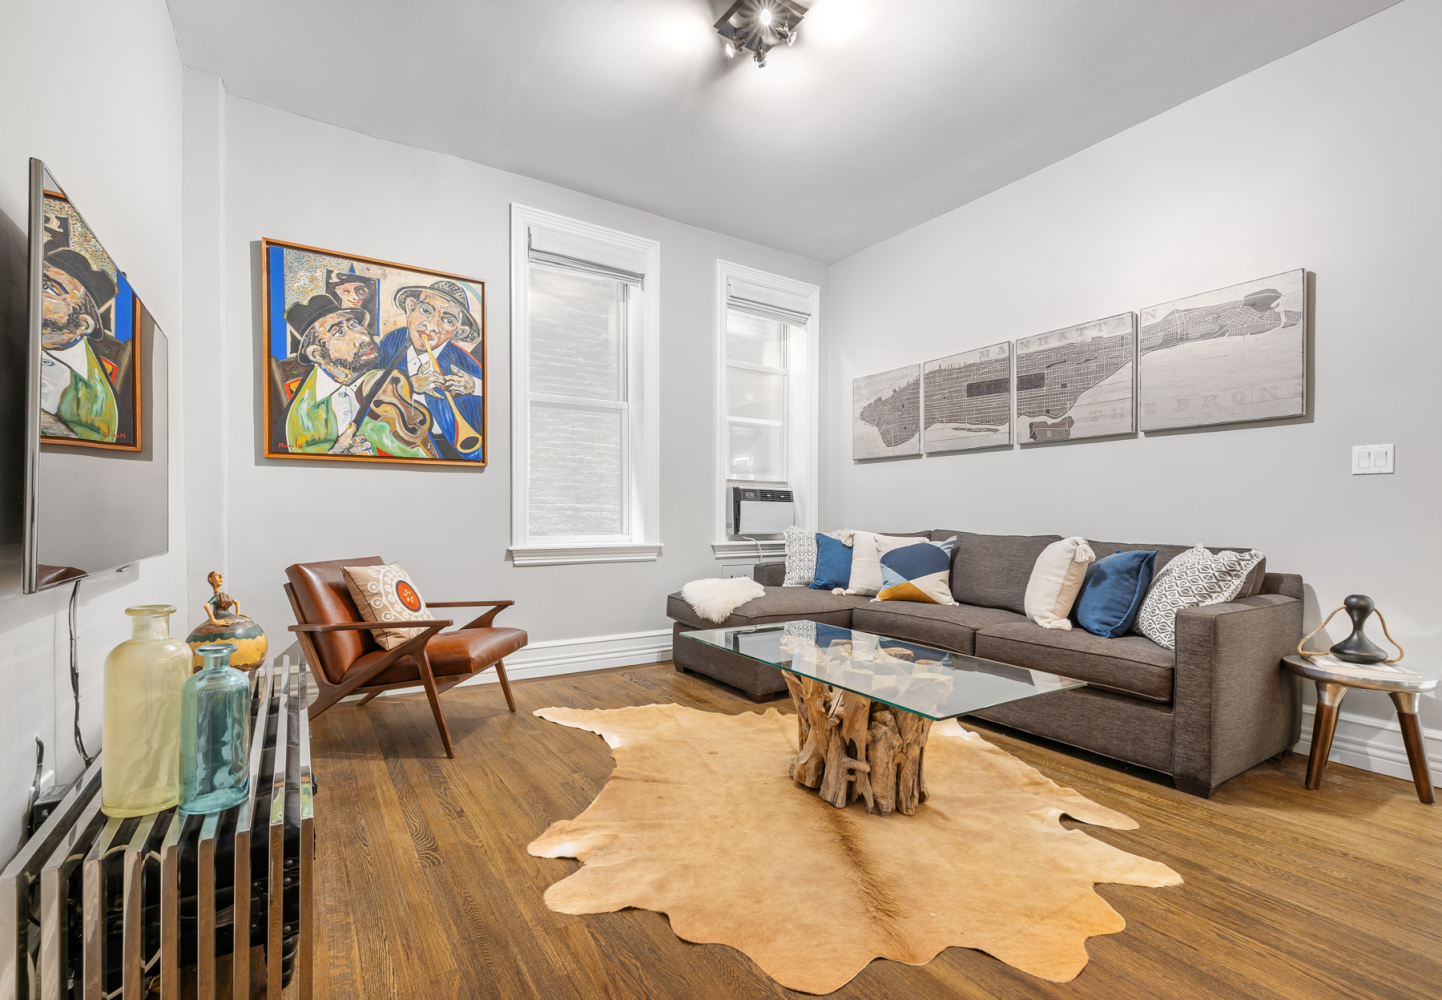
[822,0,1442,745]
[186,86,828,663]
[0,0,189,854]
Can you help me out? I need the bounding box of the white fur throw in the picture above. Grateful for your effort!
[682,577,766,624]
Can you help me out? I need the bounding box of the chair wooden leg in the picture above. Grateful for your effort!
[494,660,517,713]
[415,648,456,758]
[356,690,382,707]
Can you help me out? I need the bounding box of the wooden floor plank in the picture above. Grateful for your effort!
[307,662,1441,999]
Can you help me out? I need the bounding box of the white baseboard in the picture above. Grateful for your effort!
[364,627,674,700]
[1294,703,1442,788]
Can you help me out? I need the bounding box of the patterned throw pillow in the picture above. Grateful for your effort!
[1132,545,1264,650]
[343,563,437,650]
[873,537,959,606]
[782,526,849,587]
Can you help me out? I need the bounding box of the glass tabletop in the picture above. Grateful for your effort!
[680,620,1085,721]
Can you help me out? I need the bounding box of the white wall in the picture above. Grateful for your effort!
[184,88,827,676]
[0,0,188,854]
[823,0,1442,746]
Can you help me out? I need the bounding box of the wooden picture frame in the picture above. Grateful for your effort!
[262,238,487,467]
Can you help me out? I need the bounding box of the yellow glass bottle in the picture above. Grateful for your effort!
[101,605,191,817]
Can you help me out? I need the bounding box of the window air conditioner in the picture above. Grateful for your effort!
[726,486,795,536]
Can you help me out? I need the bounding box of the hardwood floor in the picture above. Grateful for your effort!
[307,663,1441,1000]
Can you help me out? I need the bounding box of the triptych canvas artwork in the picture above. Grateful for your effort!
[852,270,1307,460]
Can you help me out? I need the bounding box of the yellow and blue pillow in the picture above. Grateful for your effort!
[874,536,957,605]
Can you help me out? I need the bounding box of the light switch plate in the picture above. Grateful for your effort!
[1352,443,1395,475]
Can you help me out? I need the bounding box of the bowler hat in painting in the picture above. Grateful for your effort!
[46,247,117,321]
[393,279,481,342]
[286,293,366,340]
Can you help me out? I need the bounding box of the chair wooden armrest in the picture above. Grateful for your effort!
[288,620,454,633]
[427,600,514,629]
[288,620,451,703]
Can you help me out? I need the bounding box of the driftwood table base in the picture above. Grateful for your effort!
[783,670,934,816]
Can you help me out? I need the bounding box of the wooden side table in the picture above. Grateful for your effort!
[1282,654,1437,804]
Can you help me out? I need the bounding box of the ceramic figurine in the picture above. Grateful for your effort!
[1329,594,1392,664]
[179,642,252,815]
[186,571,267,671]
[102,605,191,817]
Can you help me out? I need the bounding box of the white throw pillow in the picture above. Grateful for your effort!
[781,526,851,587]
[343,563,436,650]
[1023,537,1096,630]
[1132,545,1265,650]
[842,532,923,596]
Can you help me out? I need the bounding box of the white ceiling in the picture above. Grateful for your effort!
[167,0,1399,263]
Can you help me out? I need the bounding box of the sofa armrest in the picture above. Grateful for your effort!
[1260,572,1304,600]
[1172,594,1303,794]
[754,562,786,587]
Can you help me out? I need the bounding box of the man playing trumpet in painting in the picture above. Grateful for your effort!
[283,294,436,459]
[378,279,485,462]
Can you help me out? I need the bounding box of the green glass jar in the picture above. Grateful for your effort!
[102,605,191,817]
[179,643,252,815]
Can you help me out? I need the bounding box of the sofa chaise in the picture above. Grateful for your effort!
[667,530,1304,798]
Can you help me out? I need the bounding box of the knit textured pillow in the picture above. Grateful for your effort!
[1132,545,1264,650]
[782,526,849,587]
[873,537,959,606]
[343,563,436,650]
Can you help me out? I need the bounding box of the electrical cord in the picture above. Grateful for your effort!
[69,580,95,767]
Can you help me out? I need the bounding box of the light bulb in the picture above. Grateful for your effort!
[758,6,772,26]
[786,26,797,46]
[724,41,735,58]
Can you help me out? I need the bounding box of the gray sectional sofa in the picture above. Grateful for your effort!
[667,530,1304,797]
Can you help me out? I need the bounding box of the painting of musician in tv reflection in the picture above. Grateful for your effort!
[263,240,486,466]
[39,194,142,449]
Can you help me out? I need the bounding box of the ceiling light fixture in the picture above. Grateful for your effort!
[715,0,808,69]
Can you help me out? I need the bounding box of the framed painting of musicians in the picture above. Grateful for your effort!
[262,238,487,466]
[40,191,143,450]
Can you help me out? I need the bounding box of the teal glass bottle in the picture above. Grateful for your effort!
[179,643,252,815]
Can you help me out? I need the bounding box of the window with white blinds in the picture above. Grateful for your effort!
[510,205,661,566]
[714,261,820,557]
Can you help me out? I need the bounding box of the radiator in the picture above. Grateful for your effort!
[1,657,314,999]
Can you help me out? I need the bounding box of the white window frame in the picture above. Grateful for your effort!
[712,260,820,561]
[509,204,662,566]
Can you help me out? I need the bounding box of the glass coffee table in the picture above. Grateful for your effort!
[680,621,1085,816]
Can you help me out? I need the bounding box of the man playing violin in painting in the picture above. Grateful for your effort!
[378,279,485,462]
[39,248,120,442]
[284,294,435,459]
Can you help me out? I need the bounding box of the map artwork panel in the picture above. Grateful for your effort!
[1138,270,1305,432]
[923,342,1012,453]
[853,364,921,460]
[1015,313,1136,445]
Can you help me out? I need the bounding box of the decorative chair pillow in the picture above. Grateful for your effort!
[1132,545,1265,650]
[1073,550,1157,638]
[842,533,924,596]
[810,533,854,591]
[1023,537,1097,630]
[343,563,436,650]
[782,526,850,587]
[873,537,958,606]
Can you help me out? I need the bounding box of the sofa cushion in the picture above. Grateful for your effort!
[1088,541,1267,598]
[936,531,1063,613]
[974,620,1175,702]
[851,602,1028,655]
[666,586,870,630]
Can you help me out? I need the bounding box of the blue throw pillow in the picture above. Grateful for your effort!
[810,533,853,591]
[1074,550,1157,638]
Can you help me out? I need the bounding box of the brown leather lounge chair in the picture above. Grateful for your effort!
[284,557,528,758]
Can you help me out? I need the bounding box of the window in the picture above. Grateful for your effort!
[510,205,661,566]
[714,261,820,559]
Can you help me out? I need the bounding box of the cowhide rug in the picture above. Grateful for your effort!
[528,703,1181,994]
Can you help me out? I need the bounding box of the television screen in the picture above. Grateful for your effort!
[0,159,170,596]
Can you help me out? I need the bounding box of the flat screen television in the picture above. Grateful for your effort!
[0,158,170,597]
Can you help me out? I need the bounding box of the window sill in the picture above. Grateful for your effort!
[711,540,786,561]
[509,542,664,567]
